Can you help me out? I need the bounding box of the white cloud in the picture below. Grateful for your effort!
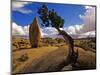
[12,22,29,35]
[12,22,95,39]
[12,2,29,8]
[41,27,58,37]
[79,6,96,33]
[12,22,83,37]
[64,24,83,35]
[40,25,83,38]
[66,26,76,34]
[41,25,83,37]
[78,30,95,38]
[12,1,32,14]
[14,8,32,14]
[23,25,29,35]
[12,22,44,37]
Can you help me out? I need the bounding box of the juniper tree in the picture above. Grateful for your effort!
[37,4,78,66]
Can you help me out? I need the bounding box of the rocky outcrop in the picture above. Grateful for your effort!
[29,17,41,48]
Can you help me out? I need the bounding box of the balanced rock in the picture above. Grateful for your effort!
[29,17,41,48]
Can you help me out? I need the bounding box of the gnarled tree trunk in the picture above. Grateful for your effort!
[56,28,78,66]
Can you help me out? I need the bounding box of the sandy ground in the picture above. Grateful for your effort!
[12,46,96,74]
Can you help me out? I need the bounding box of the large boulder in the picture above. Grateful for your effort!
[29,17,41,48]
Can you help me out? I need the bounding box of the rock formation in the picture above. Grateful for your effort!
[29,17,41,48]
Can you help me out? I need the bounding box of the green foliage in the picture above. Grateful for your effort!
[38,4,49,27]
[49,9,64,28]
[38,4,64,28]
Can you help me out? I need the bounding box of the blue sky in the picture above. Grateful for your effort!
[12,2,96,38]
[12,2,86,27]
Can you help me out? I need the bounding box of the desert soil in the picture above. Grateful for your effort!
[12,46,96,74]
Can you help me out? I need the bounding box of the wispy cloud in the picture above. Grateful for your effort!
[12,1,32,14]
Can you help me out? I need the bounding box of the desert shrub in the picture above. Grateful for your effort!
[17,53,29,62]
[74,39,96,51]
[55,38,65,43]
